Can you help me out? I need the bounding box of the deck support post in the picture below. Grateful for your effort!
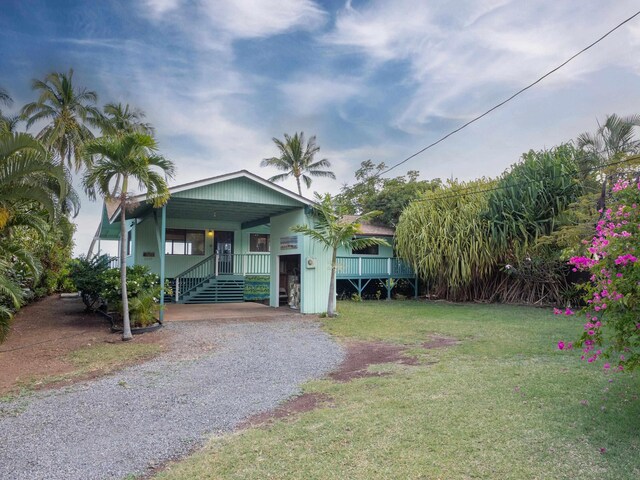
[159,205,166,323]
[358,278,362,296]
[414,276,418,299]
[386,279,392,300]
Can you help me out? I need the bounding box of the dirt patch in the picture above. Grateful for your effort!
[239,392,333,429]
[0,295,169,396]
[328,341,418,382]
[329,335,458,382]
[423,335,460,349]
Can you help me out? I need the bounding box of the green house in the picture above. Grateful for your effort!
[93,170,415,317]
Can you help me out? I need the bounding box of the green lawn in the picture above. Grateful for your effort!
[157,301,640,480]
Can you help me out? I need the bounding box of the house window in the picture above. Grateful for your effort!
[352,244,379,255]
[250,233,270,252]
[127,230,132,256]
[165,229,205,255]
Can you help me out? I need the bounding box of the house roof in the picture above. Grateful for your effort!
[106,170,312,224]
[342,215,395,237]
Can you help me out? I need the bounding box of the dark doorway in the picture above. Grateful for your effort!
[279,254,301,308]
[214,231,234,274]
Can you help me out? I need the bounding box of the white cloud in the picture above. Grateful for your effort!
[143,0,183,17]
[325,0,640,133]
[279,75,363,115]
[141,0,327,45]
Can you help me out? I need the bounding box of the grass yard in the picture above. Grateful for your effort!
[157,301,640,480]
[2,342,164,402]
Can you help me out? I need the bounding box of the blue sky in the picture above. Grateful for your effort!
[2,0,640,255]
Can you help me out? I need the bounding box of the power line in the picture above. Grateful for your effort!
[407,155,638,204]
[379,9,640,178]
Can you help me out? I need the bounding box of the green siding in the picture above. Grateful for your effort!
[173,177,302,207]
[132,214,272,278]
[337,241,394,257]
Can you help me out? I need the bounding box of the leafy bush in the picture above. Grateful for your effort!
[68,254,111,310]
[100,265,171,328]
[557,178,640,371]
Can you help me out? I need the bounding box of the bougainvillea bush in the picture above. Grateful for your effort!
[557,178,640,371]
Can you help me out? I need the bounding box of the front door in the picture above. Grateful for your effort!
[214,231,234,274]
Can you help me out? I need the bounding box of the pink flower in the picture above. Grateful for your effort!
[557,341,565,350]
[564,308,574,316]
[553,308,562,315]
[604,363,611,370]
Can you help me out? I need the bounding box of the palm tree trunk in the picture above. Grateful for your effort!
[327,248,337,317]
[120,176,132,340]
[295,175,302,196]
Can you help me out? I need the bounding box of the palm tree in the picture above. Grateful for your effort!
[21,69,101,171]
[291,193,389,316]
[0,132,77,341]
[0,86,16,135]
[96,103,156,197]
[0,86,11,109]
[97,102,155,137]
[577,114,640,211]
[261,132,336,196]
[82,133,175,340]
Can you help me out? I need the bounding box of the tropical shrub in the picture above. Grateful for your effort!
[557,178,640,371]
[485,144,583,250]
[396,179,496,300]
[68,254,111,310]
[100,265,170,327]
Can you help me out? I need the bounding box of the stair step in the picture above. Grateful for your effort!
[180,277,246,304]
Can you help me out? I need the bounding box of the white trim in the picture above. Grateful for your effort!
[108,170,313,223]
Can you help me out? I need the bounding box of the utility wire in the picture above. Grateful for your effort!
[407,155,638,204]
[379,9,640,178]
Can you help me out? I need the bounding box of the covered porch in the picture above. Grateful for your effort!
[96,171,315,318]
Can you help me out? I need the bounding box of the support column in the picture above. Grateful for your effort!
[414,276,419,299]
[159,205,167,323]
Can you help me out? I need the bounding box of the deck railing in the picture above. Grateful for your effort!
[336,256,414,278]
[175,253,271,301]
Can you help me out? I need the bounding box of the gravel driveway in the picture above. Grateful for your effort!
[0,318,343,480]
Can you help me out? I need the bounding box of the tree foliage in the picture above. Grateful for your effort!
[82,133,174,340]
[396,179,496,300]
[292,193,389,316]
[338,160,441,226]
[21,69,100,171]
[261,132,335,196]
[486,144,583,251]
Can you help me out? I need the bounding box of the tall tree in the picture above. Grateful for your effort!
[338,160,442,227]
[291,193,388,316]
[97,103,155,196]
[82,133,175,340]
[97,102,154,137]
[21,69,101,171]
[0,132,77,341]
[576,113,640,211]
[261,132,335,196]
[0,86,11,109]
[0,86,16,135]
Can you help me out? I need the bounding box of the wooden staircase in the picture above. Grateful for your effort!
[181,276,245,304]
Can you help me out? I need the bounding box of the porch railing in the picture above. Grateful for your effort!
[335,256,414,278]
[174,253,271,301]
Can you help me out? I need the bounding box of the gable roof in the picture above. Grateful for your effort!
[342,215,395,236]
[106,170,312,223]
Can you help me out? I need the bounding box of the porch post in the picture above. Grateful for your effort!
[159,205,166,323]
